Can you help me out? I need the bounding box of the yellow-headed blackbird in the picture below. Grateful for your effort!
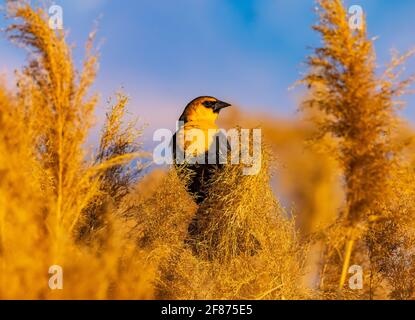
[172,96,231,205]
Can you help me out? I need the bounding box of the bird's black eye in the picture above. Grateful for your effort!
[202,101,215,108]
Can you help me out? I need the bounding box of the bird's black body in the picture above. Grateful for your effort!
[172,132,228,204]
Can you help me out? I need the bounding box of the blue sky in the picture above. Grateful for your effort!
[1,0,415,144]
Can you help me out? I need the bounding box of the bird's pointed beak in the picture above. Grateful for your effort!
[214,100,231,113]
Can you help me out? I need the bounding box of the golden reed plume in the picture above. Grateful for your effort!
[302,0,415,299]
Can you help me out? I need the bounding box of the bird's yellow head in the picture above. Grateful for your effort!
[179,96,231,124]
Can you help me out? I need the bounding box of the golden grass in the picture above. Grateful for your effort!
[154,145,307,299]
[302,0,415,299]
[0,4,152,299]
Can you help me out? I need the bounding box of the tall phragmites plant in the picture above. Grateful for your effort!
[0,4,148,299]
[302,0,415,296]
